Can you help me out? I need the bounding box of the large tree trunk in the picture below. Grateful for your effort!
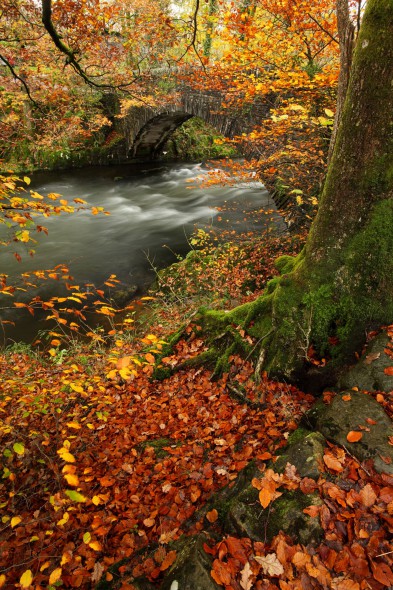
[194,0,393,383]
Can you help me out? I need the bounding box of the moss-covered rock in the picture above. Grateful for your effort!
[274,429,325,479]
[338,332,393,392]
[159,533,221,590]
[225,483,323,545]
[304,390,393,474]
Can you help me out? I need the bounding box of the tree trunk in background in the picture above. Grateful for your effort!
[327,0,355,163]
[198,0,393,384]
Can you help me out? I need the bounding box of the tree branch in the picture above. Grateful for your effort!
[40,0,137,92]
[0,52,42,111]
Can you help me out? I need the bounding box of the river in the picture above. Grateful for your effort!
[0,161,285,345]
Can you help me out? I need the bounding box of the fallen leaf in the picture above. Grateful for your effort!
[346,431,363,443]
[240,561,253,590]
[206,509,219,523]
[49,568,62,585]
[383,367,393,376]
[323,453,344,472]
[160,550,177,571]
[254,553,284,576]
[20,570,33,588]
[360,483,377,507]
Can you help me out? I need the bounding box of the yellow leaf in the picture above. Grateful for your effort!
[119,367,132,380]
[61,551,72,565]
[0,574,6,588]
[70,384,84,394]
[18,231,30,243]
[324,108,334,117]
[20,570,33,588]
[89,540,102,551]
[23,176,31,185]
[66,422,81,429]
[64,473,79,486]
[39,561,50,572]
[57,450,76,463]
[49,568,62,585]
[11,516,22,528]
[48,348,56,357]
[92,495,101,506]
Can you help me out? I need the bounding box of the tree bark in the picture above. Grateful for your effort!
[327,0,355,164]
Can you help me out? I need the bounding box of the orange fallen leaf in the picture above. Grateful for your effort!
[206,509,218,523]
[160,550,177,571]
[383,366,393,375]
[347,431,363,443]
[342,394,352,401]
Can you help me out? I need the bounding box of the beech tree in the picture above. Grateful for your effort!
[195,0,393,383]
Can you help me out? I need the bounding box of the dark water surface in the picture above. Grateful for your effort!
[0,161,284,344]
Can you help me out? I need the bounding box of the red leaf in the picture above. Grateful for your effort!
[383,366,393,376]
[371,562,393,586]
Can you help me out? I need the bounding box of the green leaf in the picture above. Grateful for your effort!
[83,531,91,543]
[13,442,25,455]
[65,490,87,503]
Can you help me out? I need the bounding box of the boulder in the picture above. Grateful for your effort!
[304,390,393,474]
[338,332,393,392]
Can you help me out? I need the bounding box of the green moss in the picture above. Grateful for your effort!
[275,254,298,275]
[138,437,178,458]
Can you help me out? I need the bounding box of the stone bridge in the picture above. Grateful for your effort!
[115,85,274,161]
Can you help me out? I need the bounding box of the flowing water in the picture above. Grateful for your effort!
[0,161,285,344]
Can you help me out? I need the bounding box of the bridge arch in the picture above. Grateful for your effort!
[123,90,256,160]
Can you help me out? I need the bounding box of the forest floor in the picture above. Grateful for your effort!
[1,224,393,590]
